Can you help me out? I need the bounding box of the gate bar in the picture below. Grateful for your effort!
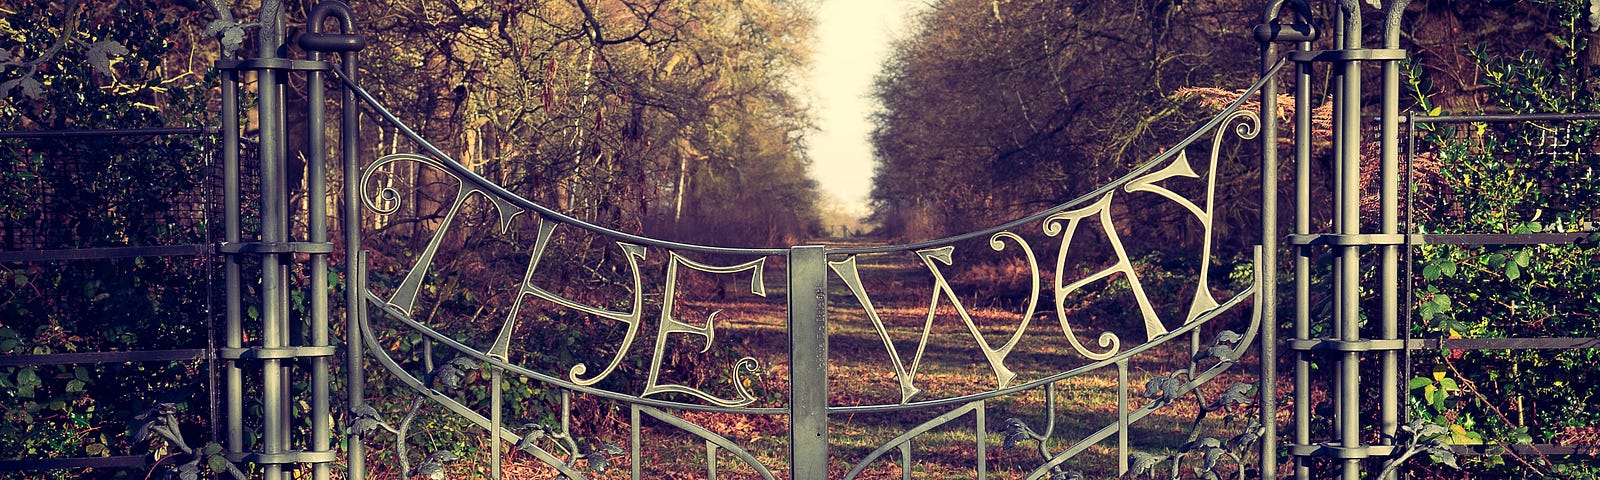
[788,245,829,480]
[0,126,217,139]
[1379,4,1412,473]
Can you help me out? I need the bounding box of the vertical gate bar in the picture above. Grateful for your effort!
[1117,360,1129,476]
[1402,111,1417,435]
[562,390,572,465]
[899,443,912,480]
[631,404,642,479]
[222,64,245,463]
[975,400,986,480]
[307,45,333,480]
[1258,27,1281,479]
[340,44,367,480]
[1380,7,1412,478]
[1377,4,1407,473]
[1328,13,1347,480]
[1292,37,1313,480]
[491,366,504,480]
[788,245,829,480]
[277,67,295,465]
[257,0,288,475]
[1337,4,1364,478]
[708,441,719,480]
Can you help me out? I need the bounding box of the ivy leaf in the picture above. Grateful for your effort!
[410,450,459,480]
[410,462,445,480]
[86,40,128,76]
[1201,446,1224,472]
[1431,447,1459,469]
[1207,383,1255,411]
[1000,417,1036,448]
[1143,375,1183,404]
[424,450,461,464]
[130,403,179,444]
[589,454,612,473]
[203,19,229,36]
[1228,419,1262,453]
[516,423,548,454]
[1192,344,1234,363]
[350,404,384,438]
[1213,330,1241,345]
[1,78,44,100]
[205,20,247,55]
[1129,451,1166,477]
[586,443,622,473]
[428,357,480,391]
[1003,429,1027,449]
[221,26,246,53]
[207,453,231,473]
[1049,470,1084,480]
[174,461,200,480]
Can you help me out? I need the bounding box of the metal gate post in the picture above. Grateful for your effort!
[1256,5,1317,477]
[254,2,291,478]
[299,4,366,477]
[788,245,829,480]
[1334,3,1365,478]
[1377,5,1413,478]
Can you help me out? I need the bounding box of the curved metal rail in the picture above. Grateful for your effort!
[341,59,1283,478]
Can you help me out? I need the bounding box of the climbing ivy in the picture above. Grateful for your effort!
[1410,0,1600,476]
[1,1,218,477]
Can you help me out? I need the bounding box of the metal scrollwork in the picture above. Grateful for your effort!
[642,253,767,407]
[337,57,1278,479]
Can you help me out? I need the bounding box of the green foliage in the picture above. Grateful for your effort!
[1409,0,1600,475]
[1,1,217,476]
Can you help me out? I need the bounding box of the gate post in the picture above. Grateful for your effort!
[788,245,829,480]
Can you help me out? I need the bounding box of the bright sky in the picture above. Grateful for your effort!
[805,0,914,220]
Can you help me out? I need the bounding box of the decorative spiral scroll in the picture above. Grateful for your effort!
[343,58,1283,478]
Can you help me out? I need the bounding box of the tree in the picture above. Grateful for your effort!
[869,0,1261,241]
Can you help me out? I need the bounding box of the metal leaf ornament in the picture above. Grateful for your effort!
[1143,374,1184,404]
[1001,417,1036,448]
[1227,419,1262,454]
[1127,451,1168,478]
[587,443,624,473]
[427,357,480,391]
[1206,383,1255,412]
[1049,470,1084,480]
[410,450,460,479]
[350,404,386,439]
[515,423,548,454]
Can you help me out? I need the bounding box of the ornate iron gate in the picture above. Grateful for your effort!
[6,0,1600,478]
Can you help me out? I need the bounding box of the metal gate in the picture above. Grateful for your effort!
[4,0,1599,478]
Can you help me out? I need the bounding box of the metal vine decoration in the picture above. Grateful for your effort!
[336,59,1279,478]
[823,61,1281,479]
[828,105,1263,404]
[341,67,789,478]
